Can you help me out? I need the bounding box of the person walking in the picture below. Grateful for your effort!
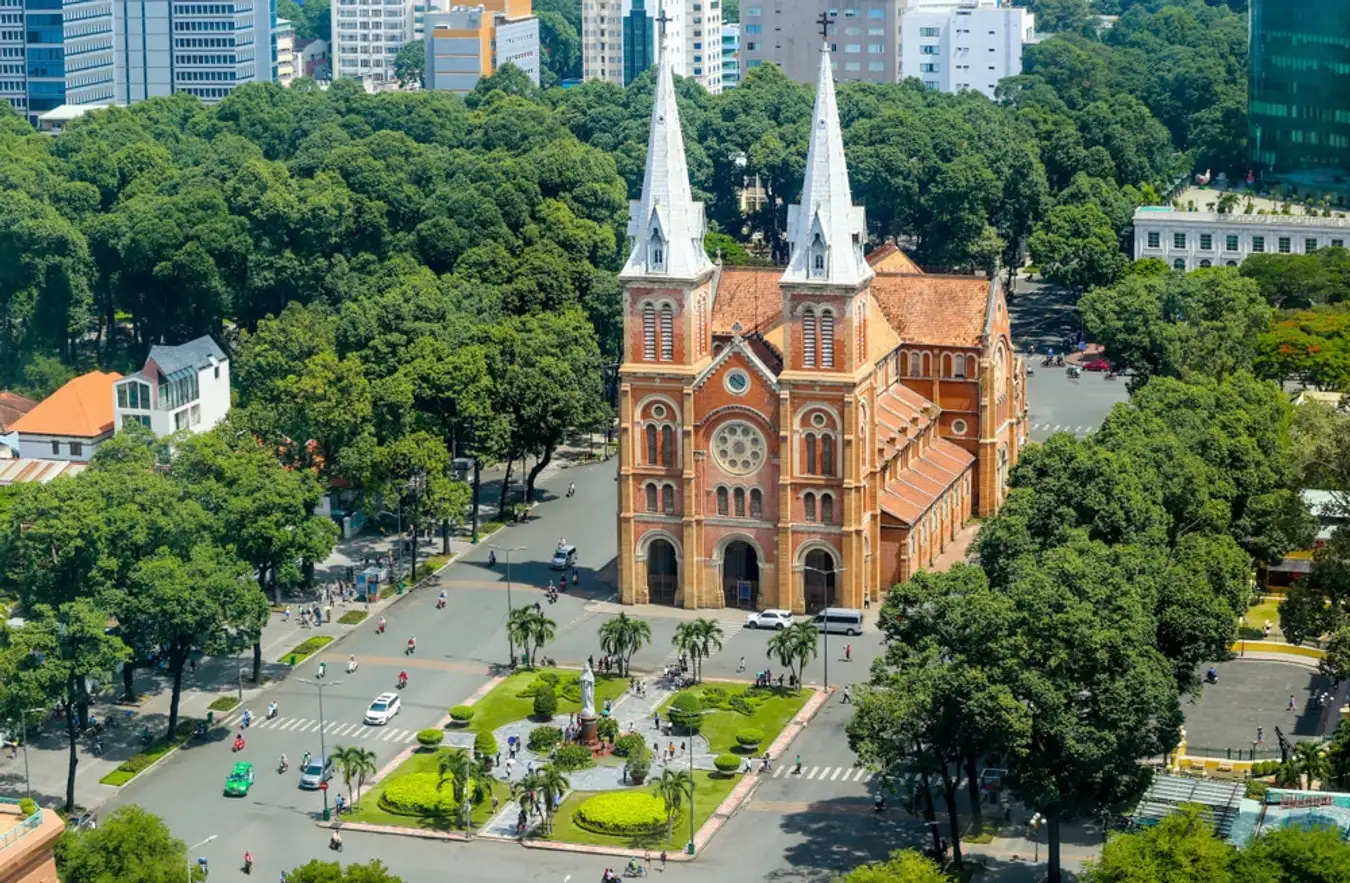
[660,851,667,872]
[844,644,851,662]
[842,685,852,704]
[1288,694,1297,712]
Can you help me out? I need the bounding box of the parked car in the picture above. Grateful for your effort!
[1083,358,1111,372]
[224,761,255,797]
[746,609,793,630]
[364,692,402,725]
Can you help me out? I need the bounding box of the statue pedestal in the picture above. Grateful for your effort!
[578,711,599,746]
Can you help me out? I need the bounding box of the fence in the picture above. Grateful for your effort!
[1184,741,1325,762]
[0,797,43,851]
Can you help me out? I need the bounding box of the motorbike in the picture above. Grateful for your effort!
[347,659,358,674]
[278,759,289,774]
[375,620,386,635]
[267,703,278,720]
[397,676,408,690]
[436,596,446,609]
[329,835,343,852]
[1041,357,1054,367]
[1106,372,1118,380]
[233,736,246,752]
[623,865,647,878]
[243,856,254,875]
[488,552,497,567]
[874,795,886,814]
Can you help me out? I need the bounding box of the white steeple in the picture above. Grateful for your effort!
[620,42,712,282]
[782,44,871,288]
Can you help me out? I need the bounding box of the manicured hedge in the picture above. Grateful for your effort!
[380,772,458,816]
[700,686,729,709]
[474,729,498,757]
[668,693,704,731]
[597,717,619,741]
[714,754,742,773]
[528,726,563,752]
[208,696,240,712]
[553,744,595,771]
[18,798,37,818]
[533,684,558,719]
[449,705,475,724]
[277,635,333,663]
[613,733,646,758]
[573,791,667,836]
[736,728,764,748]
[417,729,444,748]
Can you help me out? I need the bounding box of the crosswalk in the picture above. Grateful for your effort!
[218,712,418,744]
[770,764,873,783]
[1029,424,1096,436]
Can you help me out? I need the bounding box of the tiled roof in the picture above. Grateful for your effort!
[712,267,785,334]
[879,438,974,525]
[871,273,991,348]
[874,383,935,451]
[147,335,226,378]
[10,371,122,438]
[866,243,923,275]
[0,391,38,432]
[0,458,88,486]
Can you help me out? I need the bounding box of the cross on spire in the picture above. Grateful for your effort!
[655,7,673,54]
[816,10,834,41]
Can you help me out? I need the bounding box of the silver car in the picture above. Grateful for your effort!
[298,758,327,790]
[746,609,793,630]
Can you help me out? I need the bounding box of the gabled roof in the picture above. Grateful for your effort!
[0,458,88,486]
[711,267,786,335]
[10,371,122,439]
[0,391,38,433]
[879,438,975,525]
[145,335,226,379]
[871,274,992,349]
[866,243,923,275]
[694,332,780,391]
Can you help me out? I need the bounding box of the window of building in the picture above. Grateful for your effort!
[1200,259,1212,268]
[745,4,760,11]
[952,418,967,435]
[919,43,938,54]
[804,433,817,475]
[642,303,656,359]
[661,425,675,467]
[1253,236,1265,253]
[867,6,882,16]
[645,424,658,464]
[1279,237,1291,254]
[659,303,674,360]
[868,61,884,71]
[844,42,860,52]
[1173,258,1186,271]
[920,62,938,72]
[646,483,658,512]
[734,488,746,516]
[802,307,817,367]
[1334,239,1345,248]
[820,310,834,368]
[214,364,221,379]
[820,493,833,524]
[1226,234,1239,251]
[1199,233,1212,251]
[716,486,728,515]
[70,441,82,457]
[1147,231,1160,248]
[866,42,883,53]
[1173,232,1186,248]
[662,484,675,515]
[821,434,835,476]
[1306,238,1318,252]
[750,489,763,518]
[51,440,60,455]
[804,492,816,522]
[175,409,190,431]
[743,22,760,32]
[844,61,860,70]
[919,26,938,36]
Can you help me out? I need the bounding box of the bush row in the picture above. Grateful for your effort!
[529,726,563,751]
[553,744,595,771]
[380,772,458,817]
[573,791,667,836]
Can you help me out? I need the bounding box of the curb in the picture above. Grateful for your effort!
[326,821,471,841]
[97,730,194,791]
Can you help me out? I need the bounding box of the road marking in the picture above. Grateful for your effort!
[862,771,873,783]
[772,765,785,779]
[381,729,400,741]
[319,653,490,674]
[333,723,357,736]
[401,731,417,743]
[805,766,819,780]
[830,768,843,781]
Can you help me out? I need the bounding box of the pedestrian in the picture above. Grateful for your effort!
[1257,726,1264,743]
[283,606,292,622]
[645,849,652,872]
[654,713,660,730]
[842,685,851,704]
[660,850,667,871]
[793,754,802,774]
[738,656,746,672]
[845,644,851,662]
[492,794,499,812]
[589,655,595,670]
[1264,621,1272,638]
[496,751,501,766]
[1288,694,1296,712]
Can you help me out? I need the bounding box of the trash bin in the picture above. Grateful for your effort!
[290,654,297,665]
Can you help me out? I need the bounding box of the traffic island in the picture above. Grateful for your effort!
[278,635,334,665]
[337,747,510,834]
[98,719,198,787]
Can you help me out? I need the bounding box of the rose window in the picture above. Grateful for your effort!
[712,422,765,475]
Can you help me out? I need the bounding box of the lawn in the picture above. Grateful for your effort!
[99,719,197,786]
[337,610,368,626]
[278,635,334,664]
[467,667,630,735]
[658,684,812,756]
[208,696,240,712]
[341,748,511,832]
[1240,597,1283,640]
[546,770,741,849]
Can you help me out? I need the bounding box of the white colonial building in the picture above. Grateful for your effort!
[1133,207,1350,272]
[113,335,231,438]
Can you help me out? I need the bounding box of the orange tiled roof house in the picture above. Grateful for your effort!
[615,45,1028,613]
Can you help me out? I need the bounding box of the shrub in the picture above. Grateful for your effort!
[736,728,764,749]
[613,732,646,758]
[528,726,564,752]
[474,729,498,758]
[18,798,37,818]
[700,686,729,709]
[538,671,561,687]
[380,772,458,816]
[208,696,240,712]
[560,679,582,703]
[668,693,704,731]
[449,705,476,724]
[728,695,755,716]
[1246,780,1270,801]
[416,729,444,748]
[624,744,652,780]
[533,683,558,719]
[573,791,666,836]
[597,717,619,741]
[553,744,595,771]
[714,754,742,773]
[278,635,333,663]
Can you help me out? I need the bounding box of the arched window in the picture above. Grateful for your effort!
[645,424,658,464]
[855,301,865,362]
[659,303,674,361]
[1200,259,1212,268]
[650,231,665,272]
[909,351,921,376]
[695,294,707,356]
[921,352,931,376]
[810,233,825,277]
[662,484,675,515]
[965,356,977,378]
[804,492,816,522]
[733,488,746,517]
[661,425,675,467]
[645,483,658,512]
[821,434,835,477]
[804,433,817,475]
[750,489,763,518]
[821,493,834,524]
[820,310,835,368]
[642,303,657,360]
[942,353,953,378]
[802,307,817,368]
[1173,258,1186,271]
[716,486,729,515]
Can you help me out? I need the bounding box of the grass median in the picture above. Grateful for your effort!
[546,770,740,849]
[341,748,511,832]
[208,696,240,712]
[657,684,812,755]
[468,667,630,735]
[337,610,368,625]
[99,719,197,786]
[278,634,334,665]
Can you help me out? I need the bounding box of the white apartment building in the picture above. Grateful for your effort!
[332,0,417,84]
[112,335,231,438]
[1133,207,1350,272]
[276,16,295,83]
[583,0,721,92]
[898,0,1032,98]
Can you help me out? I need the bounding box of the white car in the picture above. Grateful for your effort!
[364,692,402,725]
[746,609,793,630]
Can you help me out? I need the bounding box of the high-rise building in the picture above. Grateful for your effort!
[20,0,118,121]
[424,0,538,93]
[584,0,721,92]
[1249,0,1350,193]
[331,0,417,84]
[720,20,737,87]
[897,0,1031,98]
[276,15,295,83]
[621,0,652,85]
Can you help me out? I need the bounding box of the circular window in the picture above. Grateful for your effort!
[951,419,968,436]
[725,369,749,395]
[711,422,766,475]
[810,412,826,428]
[652,404,667,419]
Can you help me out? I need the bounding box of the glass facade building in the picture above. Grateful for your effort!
[621,0,652,86]
[1249,0,1350,190]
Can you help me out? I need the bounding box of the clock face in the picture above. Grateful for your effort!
[712,421,765,475]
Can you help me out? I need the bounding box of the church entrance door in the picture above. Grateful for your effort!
[803,549,836,614]
[647,539,679,607]
[721,541,759,609]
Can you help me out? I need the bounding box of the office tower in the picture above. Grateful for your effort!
[424,0,538,93]
[584,0,720,92]
[276,15,294,83]
[721,20,736,86]
[897,0,1031,97]
[621,0,652,85]
[331,0,416,84]
[20,0,117,121]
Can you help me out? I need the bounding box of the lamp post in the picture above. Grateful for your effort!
[298,677,342,820]
[489,544,526,666]
[14,707,44,797]
[801,564,839,690]
[407,471,426,585]
[187,834,217,883]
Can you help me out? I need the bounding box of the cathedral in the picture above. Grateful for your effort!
[615,44,1028,613]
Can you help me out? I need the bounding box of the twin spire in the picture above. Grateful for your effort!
[624,43,868,288]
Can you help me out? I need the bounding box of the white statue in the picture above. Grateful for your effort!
[579,663,596,716]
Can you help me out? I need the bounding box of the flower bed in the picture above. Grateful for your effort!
[573,791,667,837]
[379,772,459,817]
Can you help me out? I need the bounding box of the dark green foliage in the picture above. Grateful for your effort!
[528,726,564,751]
[533,683,558,719]
[667,693,704,731]
[552,743,594,771]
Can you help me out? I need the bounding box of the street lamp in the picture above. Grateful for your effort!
[11,707,45,797]
[801,564,839,690]
[406,471,426,585]
[298,677,343,821]
[489,544,526,667]
[187,834,217,883]
[237,665,249,702]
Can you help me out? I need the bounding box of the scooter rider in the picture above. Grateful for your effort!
[347,655,358,673]
[398,670,409,688]
[377,616,386,633]
[406,636,416,655]
[267,700,278,719]
[488,550,497,566]
[279,753,289,772]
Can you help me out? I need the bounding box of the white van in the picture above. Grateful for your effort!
[811,607,864,636]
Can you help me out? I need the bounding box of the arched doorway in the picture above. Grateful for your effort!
[803,549,836,614]
[722,541,759,609]
[647,539,678,606]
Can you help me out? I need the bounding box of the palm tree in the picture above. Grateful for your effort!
[513,770,545,823]
[438,748,487,830]
[1294,740,1330,790]
[534,763,571,834]
[527,609,556,668]
[330,744,378,804]
[766,621,819,687]
[692,618,724,683]
[508,607,557,668]
[651,768,694,844]
[672,621,702,681]
[508,606,536,667]
[598,612,652,675]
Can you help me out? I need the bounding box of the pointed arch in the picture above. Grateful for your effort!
[820,309,835,368]
[716,486,729,515]
[645,424,658,464]
[820,493,834,524]
[804,432,817,475]
[642,303,657,360]
[804,492,817,522]
[733,487,746,517]
[645,483,658,512]
[661,483,676,515]
[802,307,817,368]
[821,433,835,477]
[659,303,674,361]
[661,424,675,467]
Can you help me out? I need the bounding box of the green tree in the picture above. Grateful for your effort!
[597,612,652,676]
[508,606,556,668]
[838,850,947,883]
[651,768,694,843]
[691,617,725,683]
[374,430,471,571]
[284,859,404,883]
[393,39,425,88]
[330,744,379,803]
[55,806,204,883]
[765,621,819,686]
[1079,804,1233,883]
[535,763,571,834]
[1232,825,1350,883]
[437,747,487,830]
[1028,202,1129,292]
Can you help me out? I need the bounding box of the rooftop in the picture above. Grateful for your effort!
[1132,207,1350,228]
[871,274,992,348]
[0,458,88,486]
[9,371,122,439]
[145,334,227,379]
[0,391,38,433]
